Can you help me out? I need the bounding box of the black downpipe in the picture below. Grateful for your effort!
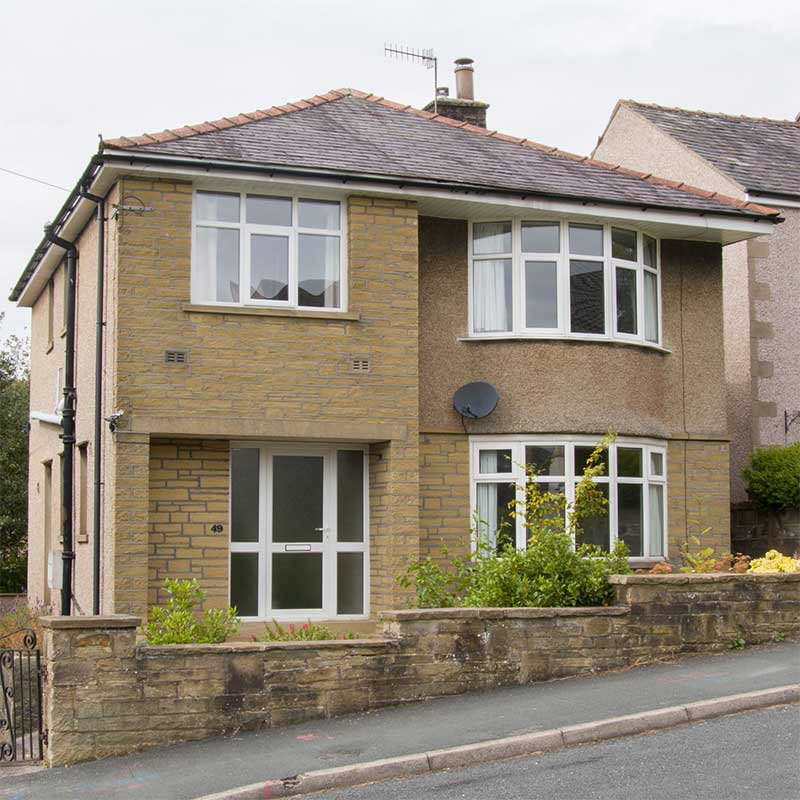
[79,187,105,615]
[44,227,77,616]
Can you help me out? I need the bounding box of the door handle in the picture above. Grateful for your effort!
[285,544,312,552]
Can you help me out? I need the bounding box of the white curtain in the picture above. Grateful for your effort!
[476,483,498,553]
[644,271,658,342]
[474,259,511,333]
[321,234,340,308]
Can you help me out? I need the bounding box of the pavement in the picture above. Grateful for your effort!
[0,641,798,800]
[303,705,800,800]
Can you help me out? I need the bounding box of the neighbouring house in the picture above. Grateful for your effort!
[593,102,799,548]
[10,61,782,631]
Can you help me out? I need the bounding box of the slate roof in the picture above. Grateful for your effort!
[102,89,779,220]
[622,101,800,199]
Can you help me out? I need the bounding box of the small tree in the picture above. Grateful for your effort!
[0,314,30,593]
[743,443,800,512]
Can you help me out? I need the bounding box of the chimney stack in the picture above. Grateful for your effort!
[423,57,489,128]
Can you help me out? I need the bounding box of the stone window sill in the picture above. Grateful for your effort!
[458,334,671,354]
[182,303,361,322]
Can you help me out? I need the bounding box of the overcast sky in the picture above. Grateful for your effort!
[1,0,798,340]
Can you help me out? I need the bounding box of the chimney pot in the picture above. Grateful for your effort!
[454,57,475,101]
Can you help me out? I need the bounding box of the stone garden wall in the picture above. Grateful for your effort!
[39,574,800,766]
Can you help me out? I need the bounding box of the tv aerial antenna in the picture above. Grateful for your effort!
[384,44,439,113]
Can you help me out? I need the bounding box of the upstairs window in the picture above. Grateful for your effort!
[470,220,661,346]
[192,191,345,310]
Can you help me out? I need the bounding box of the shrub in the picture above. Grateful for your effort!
[144,578,240,645]
[398,435,632,609]
[256,620,355,641]
[743,443,800,512]
[748,549,800,574]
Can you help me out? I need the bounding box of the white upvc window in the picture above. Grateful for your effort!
[470,436,667,561]
[192,190,346,310]
[469,220,662,346]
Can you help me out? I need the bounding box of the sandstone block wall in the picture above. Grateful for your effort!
[40,574,799,766]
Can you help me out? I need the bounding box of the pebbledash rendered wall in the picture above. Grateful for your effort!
[40,573,799,766]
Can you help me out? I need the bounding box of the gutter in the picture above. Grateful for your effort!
[100,149,783,224]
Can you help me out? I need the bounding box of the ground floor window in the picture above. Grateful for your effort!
[229,443,369,620]
[470,436,667,560]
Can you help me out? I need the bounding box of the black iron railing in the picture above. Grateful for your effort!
[0,628,43,763]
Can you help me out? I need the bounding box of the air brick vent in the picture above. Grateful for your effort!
[164,350,189,365]
[350,355,371,373]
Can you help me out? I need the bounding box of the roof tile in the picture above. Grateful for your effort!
[100,91,780,220]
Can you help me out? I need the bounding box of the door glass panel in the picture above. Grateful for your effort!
[230,553,259,616]
[273,455,323,542]
[575,483,609,550]
[525,260,558,328]
[231,448,259,542]
[251,234,289,301]
[271,553,323,609]
[618,483,643,557]
[337,450,364,542]
[337,552,364,614]
[569,260,605,334]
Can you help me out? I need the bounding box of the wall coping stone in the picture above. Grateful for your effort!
[140,637,398,656]
[39,614,142,630]
[380,606,630,622]
[609,573,800,585]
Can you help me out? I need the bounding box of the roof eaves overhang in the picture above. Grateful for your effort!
[11,149,782,306]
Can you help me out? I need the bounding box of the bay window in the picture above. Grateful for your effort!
[471,437,667,559]
[469,220,661,346]
[193,191,345,310]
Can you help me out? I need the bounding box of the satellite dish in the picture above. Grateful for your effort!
[453,382,499,420]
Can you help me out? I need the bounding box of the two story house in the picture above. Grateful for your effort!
[11,64,780,628]
[593,102,799,537]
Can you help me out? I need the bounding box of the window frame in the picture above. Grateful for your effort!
[468,219,662,347]
[469,435,668,562]
[191,190,348,312]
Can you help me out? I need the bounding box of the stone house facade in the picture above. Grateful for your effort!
[11,71,780,630]
[593,102,800,507]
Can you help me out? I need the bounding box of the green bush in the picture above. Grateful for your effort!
[399,436,632,608]
[143,578,240,645]
[743,443,800,511]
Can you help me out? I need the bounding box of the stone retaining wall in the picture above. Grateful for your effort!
[39,574,800,766]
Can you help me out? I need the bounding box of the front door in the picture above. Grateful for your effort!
[229,444,368,620]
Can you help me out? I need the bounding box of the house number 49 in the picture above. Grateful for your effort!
[211,524,224,533]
